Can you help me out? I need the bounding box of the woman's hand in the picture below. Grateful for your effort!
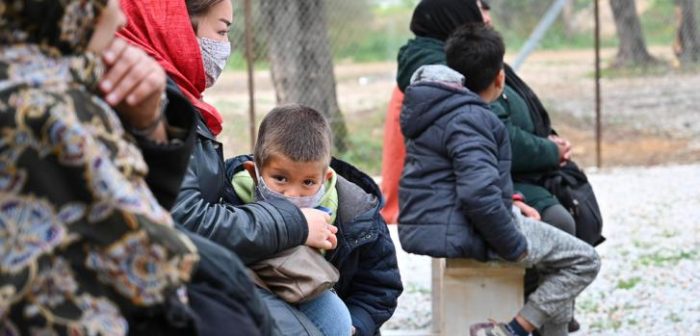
[100,37,168,143]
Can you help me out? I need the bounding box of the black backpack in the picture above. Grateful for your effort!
[539,161,606,247]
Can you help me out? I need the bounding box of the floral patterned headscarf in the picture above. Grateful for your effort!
[0,0,108,55]
[0,1,199,335]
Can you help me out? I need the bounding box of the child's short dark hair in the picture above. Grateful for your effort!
[254,104,332,168]
[445,23,505,93]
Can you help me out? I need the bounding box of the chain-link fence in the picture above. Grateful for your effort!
[207,0,700,177]
[209,0,411,176]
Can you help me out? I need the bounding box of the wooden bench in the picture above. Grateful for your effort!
[384,258,524,336]
[432,258,524,335]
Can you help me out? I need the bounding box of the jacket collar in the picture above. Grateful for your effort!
[329,158,383,247]
[195,114,219,142]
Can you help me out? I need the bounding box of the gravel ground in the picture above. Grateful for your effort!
[382,164,700,335]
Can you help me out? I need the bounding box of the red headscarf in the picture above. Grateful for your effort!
[117,0,223,135]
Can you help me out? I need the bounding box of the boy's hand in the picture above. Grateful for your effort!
[301,208,337,250]
[99,37,167,142]
[514,200,540,221]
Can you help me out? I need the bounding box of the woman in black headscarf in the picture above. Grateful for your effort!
[380,0,490,224]
[387,0,579,237]
[396,0,487,91]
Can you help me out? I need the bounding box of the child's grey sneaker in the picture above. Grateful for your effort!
[469,322,516,336]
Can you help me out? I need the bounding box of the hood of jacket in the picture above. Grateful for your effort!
[401,64,487,140]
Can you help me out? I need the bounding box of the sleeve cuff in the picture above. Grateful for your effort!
[264,198,309,246]
[544,140,561,168]
[348,305,376,336]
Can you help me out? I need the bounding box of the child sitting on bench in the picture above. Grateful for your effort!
[398,23,600,336]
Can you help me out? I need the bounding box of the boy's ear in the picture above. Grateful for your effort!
[495,68,506,91]
[325,168,333,181]
[242,161,257,182]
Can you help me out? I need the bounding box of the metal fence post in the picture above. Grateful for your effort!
[595,0,602,168]
[512,0,570,71]
[244,0,256,152]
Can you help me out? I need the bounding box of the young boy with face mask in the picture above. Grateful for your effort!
[227,105,403,336]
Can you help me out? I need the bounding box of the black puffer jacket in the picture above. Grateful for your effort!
[226,156,403,336]
[398,65,527,261]
[171,117,309,265]
[327,159,403,336]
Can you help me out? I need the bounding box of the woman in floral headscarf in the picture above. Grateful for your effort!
[0,0,210,334]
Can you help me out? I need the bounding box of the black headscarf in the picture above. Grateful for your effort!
[410,0,483,41]
[504,64,552,136]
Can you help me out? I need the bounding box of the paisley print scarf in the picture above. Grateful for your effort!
[0,1,198,335]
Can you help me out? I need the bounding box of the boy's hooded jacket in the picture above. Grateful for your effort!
[398,65,527,262]
[227,156,403,336]
[394,0,561,213]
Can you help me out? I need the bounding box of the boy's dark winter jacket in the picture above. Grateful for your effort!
[398,65,527,262]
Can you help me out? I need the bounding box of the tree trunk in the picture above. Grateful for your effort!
[675,0,700,64]
[259,0,348,153]
[609,0,657,67]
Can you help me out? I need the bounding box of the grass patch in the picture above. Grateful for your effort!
[598,62,676,79]
[593,315,623,332]
[616,277,642,290]
[576,297,600,313]
[632,240,654,250]
[636,249,698,267]
[668,312,683,323]
[639,0,678,46]
[661,229,678,238]
[405,283,431,295]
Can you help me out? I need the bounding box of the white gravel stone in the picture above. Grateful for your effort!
[382,164,700,335]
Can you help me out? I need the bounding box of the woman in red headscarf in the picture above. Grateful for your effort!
[117,1,337,335]
[117,0,223,135]
[117,0,333,262]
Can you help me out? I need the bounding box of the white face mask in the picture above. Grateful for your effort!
[254,165,326,209]
[198,37,231,88]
